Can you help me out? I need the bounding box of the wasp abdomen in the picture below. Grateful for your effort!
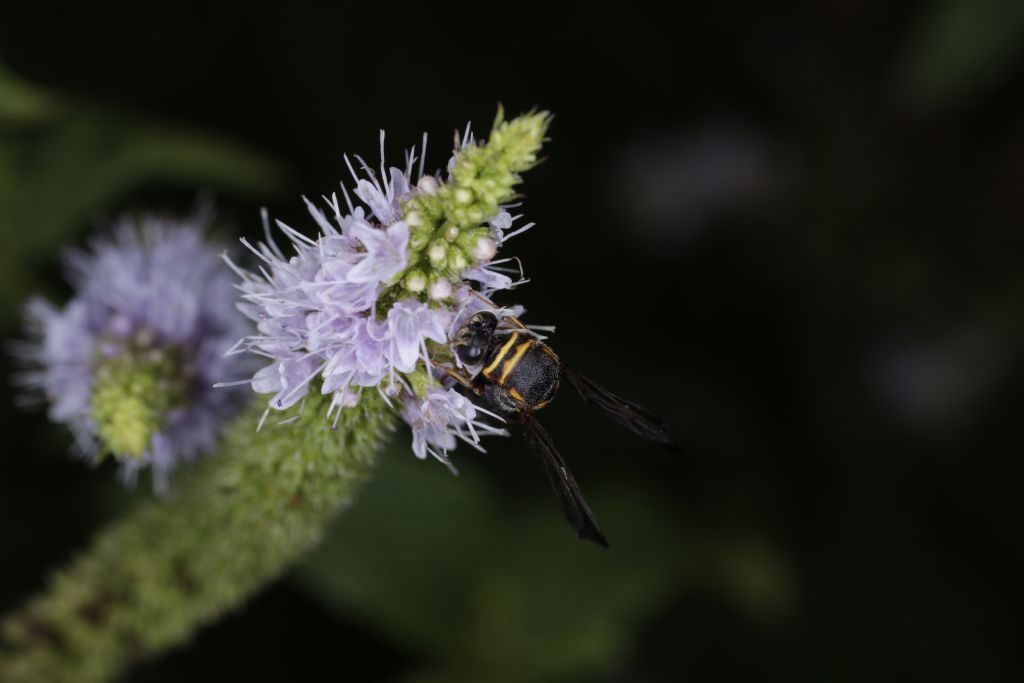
[481,332,560,412]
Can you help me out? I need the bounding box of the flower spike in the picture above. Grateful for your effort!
[228,110,550,467]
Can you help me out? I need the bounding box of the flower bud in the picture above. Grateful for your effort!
[429,278,452,301]
[417,175,439,195]
[471,236,498,262]
[449,249,468,271]
[409,227,432,251]
[428,241,448,266]
[405,210,424,228]
[404,270,427,293]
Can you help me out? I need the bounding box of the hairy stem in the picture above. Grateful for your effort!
[0,393,393,683]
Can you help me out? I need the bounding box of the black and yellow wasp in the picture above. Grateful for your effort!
[448,309,678,547]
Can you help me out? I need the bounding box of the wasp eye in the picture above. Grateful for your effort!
[457,344,483,364]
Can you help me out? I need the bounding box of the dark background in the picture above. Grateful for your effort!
[0,2,1019,681]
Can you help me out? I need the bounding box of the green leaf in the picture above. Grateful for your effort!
[900,0,1024,109]
[295,444,501,654]
[0,63,286,320]
[296,450,793,682]
[2,113,284,260]
[0,63,61,126]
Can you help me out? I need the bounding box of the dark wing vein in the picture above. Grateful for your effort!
[561,364,679,452]
[521,412,609,548]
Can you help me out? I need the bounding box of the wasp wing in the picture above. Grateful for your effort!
[520,412,609,548]
[560,364,679,452]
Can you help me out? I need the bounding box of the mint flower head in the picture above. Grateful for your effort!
[15,215,251,490]
[226,110,550,468]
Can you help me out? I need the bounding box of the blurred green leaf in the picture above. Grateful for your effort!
[0,63,286,319]
[295,444,502,655]
[296,447,793,682]
[452,489,691,681]
[2,114,284,258]
[901,0,1024,109]
[0,63,61,125]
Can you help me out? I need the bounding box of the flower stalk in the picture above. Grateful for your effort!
[399,108,549,296]
[0,392,392,683]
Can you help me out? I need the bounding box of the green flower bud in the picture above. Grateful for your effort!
[409,226,432,251]
[428,241,448,266]
[448,248,468,271]
[404,270,427,293]
[405,210,424,228]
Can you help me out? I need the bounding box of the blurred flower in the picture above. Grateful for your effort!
[14,214,251,491]
[227,112,549,467]
[610,123,792,247]
[870,324,1008,431]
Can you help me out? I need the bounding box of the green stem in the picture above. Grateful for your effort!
[0,392,393,683]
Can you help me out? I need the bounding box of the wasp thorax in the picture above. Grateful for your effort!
[467,311,498,334]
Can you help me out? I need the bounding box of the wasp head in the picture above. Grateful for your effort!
[453,311,498,364]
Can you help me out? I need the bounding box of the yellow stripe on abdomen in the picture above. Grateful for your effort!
[499,340,535,383]
[483,333,519,377]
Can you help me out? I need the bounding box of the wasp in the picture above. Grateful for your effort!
[447,309,677,547]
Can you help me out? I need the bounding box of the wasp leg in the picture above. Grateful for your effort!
[438,365,478,391]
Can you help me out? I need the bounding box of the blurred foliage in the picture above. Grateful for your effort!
[0,394,392,683]
[296,445,792,683]
[0,63,60,125]
[901,0,1024,109]
[1,0,1021,679]
[0,63,285,318]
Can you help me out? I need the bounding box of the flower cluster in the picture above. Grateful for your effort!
[16,215,251,491]
[227,111,550,468]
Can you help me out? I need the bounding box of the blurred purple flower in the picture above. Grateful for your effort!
[15,215,251,491]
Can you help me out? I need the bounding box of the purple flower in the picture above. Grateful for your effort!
[386,299,449,373]
[15,215,251,491]
[346,220,410,284]
[353,167,411,225]
[226,125,543,468]
[403,387,507,470]
[225,152,424,419]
